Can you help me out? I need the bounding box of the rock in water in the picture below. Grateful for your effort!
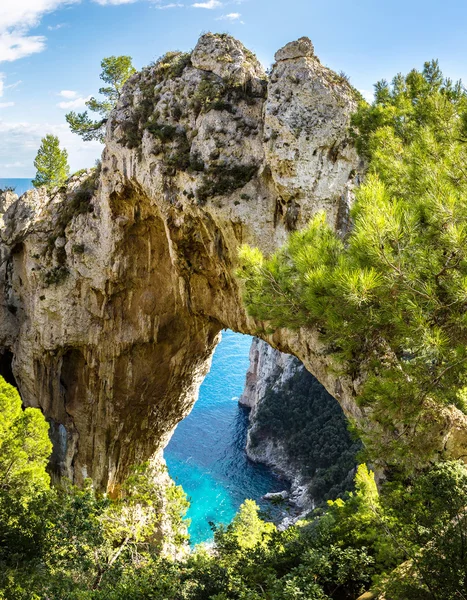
[262,491,289,501]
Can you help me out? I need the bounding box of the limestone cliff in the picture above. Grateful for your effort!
[241,338,359,512]
[240,338,311,510]
[239,337,297,410]
[0,33,465,491]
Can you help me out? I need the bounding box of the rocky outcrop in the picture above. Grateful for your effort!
[0,189,17,222]
[0,33,465,492]
[239,337,297,409]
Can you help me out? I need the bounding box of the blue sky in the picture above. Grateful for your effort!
[1,0,467,177]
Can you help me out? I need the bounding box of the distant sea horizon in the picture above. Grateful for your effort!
[0,178,34,197]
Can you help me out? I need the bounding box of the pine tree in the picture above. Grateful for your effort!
[0,376,52,500]
[66,56,136,142]
[32,134,69,190]
[239,61,467,469]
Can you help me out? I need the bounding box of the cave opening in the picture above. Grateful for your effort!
[164,329,288,545]
[0,349,18,389]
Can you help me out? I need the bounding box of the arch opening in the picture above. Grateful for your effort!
[164,330,289,544]
[163,329,360,544]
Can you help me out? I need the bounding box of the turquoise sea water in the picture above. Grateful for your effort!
[0,178,285,545]
[165,330,287,545]
[0,178,33,196]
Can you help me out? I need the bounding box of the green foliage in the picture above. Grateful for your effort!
[191,75,230,115]
[66,56,136,142]
[2,428,466,600]
[215,499,275,551]
[40,168,98,281]
[380,461,467,599]
[251,362,361,503]
[239,61,467,469]
[32,134,69,190]
[0,387,376,600]
[53,168,97,229]
[85,475,380,600]
[190,73,267,118]
[0,463,190,598]
[350,59,466,159]
[43,265,69,286]
[0,377,52,580]
[146,122,178,142]
[70,166,101,211]
[151,51,192,80]
[0,376,51,500]
[117,52,191,152]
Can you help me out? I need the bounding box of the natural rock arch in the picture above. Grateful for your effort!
[1,34,465,490]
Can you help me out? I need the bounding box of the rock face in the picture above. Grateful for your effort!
[0,33,465,491]
[240,338,313,511]
[239,337,297,409]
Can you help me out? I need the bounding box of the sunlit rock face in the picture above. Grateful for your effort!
[0,33,411,490]
[239,338,297,410]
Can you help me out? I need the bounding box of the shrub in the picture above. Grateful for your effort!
[197,163,258,205]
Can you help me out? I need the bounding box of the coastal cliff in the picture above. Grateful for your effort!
[239,337,297,410]
[241,338,360,513]
[0,33,466,491]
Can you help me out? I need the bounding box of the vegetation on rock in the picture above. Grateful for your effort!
[249,362,361,503]
[197,163,258,205]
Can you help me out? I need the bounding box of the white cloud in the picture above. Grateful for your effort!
[1,161,24,168]
[5,80,22,91]
[57,95,91,109]
[0,1,74,30]
[0,75,18,107]
[0,1,79,63]
[359,89,374,103]
[48,22,67,30]
[0,31,46,62]
[154,2,184,8]
[192,0,222,8]
[59,90,78,99]
[216,12,241,20]
[0,0,183,62]
[0,119,103,176]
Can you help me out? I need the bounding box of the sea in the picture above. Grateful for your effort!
[165,330,287,545]
[0,178,287,546]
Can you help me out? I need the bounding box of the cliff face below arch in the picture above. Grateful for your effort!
[1,34,466,490]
